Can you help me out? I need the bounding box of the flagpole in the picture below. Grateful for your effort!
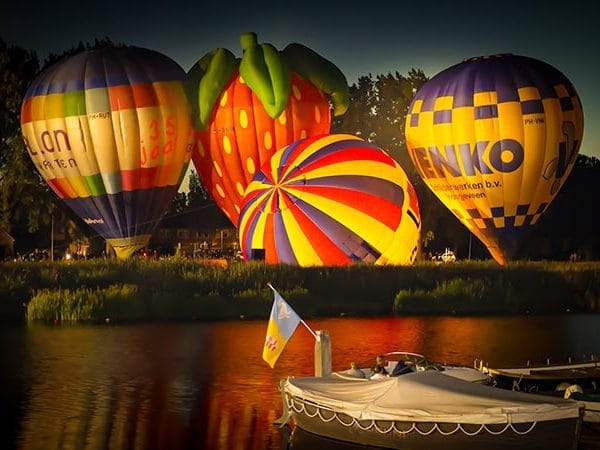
[267,282,318,341]
[300,319,319,341]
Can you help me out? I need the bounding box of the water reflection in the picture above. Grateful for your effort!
[2,315,600,449]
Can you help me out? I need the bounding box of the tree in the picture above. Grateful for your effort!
[520,154,600,261]
[331,74,377,140]
[186,168,211,210]
[332,69,427,171]
[0,38,118,253]
[0,39,58,237]
[168,192,189,215]
[42,38,115,70]
[184,168,231,227]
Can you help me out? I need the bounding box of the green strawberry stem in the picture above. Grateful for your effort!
[283,43,349,116]
[239,32,290,119]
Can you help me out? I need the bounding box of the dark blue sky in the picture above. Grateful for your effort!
[2,0,599,159]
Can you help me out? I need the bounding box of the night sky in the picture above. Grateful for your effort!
[2,0,599,159]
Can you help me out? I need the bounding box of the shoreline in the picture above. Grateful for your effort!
[1,259,598,324]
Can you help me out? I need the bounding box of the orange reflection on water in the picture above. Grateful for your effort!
[199,322,286,450]
[16,323,289,450]
[12,315,597,450]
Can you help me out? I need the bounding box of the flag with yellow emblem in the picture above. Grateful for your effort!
[263,284,302,368]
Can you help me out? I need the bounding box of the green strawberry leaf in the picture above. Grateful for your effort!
[185,47,237,130]
[282,43,350,116]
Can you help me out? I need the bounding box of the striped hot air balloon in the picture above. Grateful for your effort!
[20,46,194,258]
[238,134,421,266]
[405,54,584,264]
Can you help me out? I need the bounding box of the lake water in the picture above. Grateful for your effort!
[1,315,599,450]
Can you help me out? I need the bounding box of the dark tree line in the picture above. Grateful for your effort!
[1,38,598,260]
[1,39,56,247]
[0,38,116,255]
[525,154,599,261]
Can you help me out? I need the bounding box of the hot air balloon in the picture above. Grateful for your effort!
[20,46,194,258]
[405,54,583,264]
[238,134,421,266]
[185,32,349,226]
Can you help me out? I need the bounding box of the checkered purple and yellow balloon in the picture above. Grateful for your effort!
[405,54,584,264]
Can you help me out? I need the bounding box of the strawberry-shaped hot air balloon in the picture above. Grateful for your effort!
[185,32,350,226]
[20,47,194,258]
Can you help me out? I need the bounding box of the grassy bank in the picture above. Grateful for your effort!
[1,258,599,324]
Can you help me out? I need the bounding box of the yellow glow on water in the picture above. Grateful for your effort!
[11,315,594,449]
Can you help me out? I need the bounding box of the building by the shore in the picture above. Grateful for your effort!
[149,203,239,258]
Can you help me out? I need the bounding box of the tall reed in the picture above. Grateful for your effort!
[0,258,597,323]
[27,284,143,323]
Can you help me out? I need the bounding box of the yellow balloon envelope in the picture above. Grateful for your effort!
[20,47,194,258]
[238,134,421,266]
[405,54,584,264]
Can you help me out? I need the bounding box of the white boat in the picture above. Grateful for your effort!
[474,357,600,444]
[338,351,490,384]
[475,357,600,392]
[282,370,583,450]
[475,357,600,422]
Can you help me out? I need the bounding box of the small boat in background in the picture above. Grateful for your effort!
[475,356,600,392]
[474,355,600,443]
[283,370,583,450]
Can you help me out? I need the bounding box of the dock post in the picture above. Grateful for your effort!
[314,330,331,376]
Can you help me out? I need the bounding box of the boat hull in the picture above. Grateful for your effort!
[478,360,600,392]
[287,394,581,450]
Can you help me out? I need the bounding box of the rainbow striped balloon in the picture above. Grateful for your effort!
[20,47,194,258]
[238,134,421,266]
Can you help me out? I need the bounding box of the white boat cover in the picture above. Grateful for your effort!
[284,371,582,424]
